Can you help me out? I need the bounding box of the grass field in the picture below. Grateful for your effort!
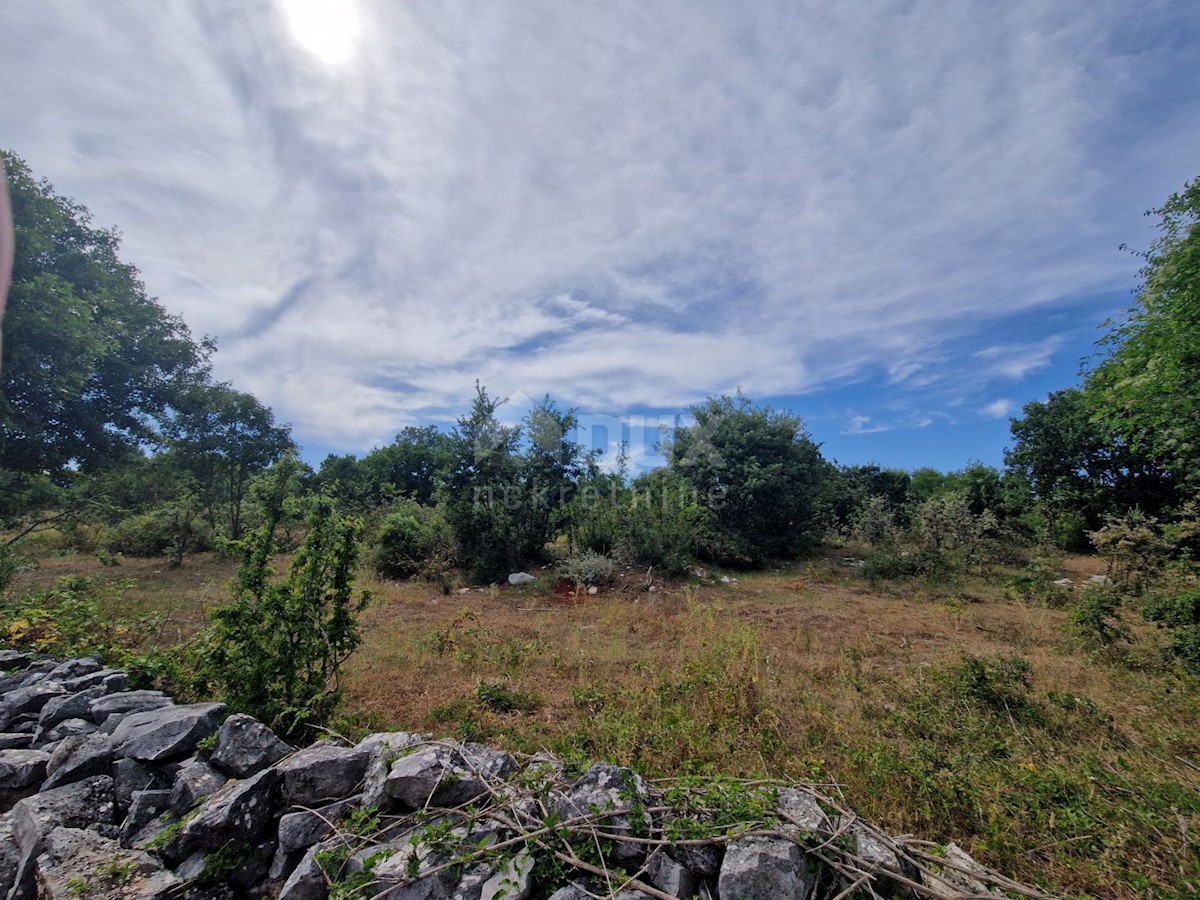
[7,546,1200,898]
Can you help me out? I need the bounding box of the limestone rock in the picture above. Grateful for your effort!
[89,690,173,725]
[382,745,487,811]
[507,572,535,585]
[42,733,113,790]
[275,742,369,809]
[109,702,226,763]
[34,826,181,899]
[647,851,696,897]
[0,682,67,731]
[553,763,649,866]
[35,718,97,747]
[0,749,50,794]
[37,685,105,733]
[358,731,426,809]
[718,836,816,900]
[169,759,229,815]
[209,713,293,777]
[177,767,281,853]
[118,789,172,849]
[278,794,361,853]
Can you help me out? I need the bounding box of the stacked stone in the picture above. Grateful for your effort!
[0,652,1016,899]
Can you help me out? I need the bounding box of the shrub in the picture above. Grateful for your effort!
[197,461,369,743]
[1070,588,1132,649]
[102,500,212,565]
[372,504,430,579]
[1144,589,1200,672]
[1090,511,1173,591]
[558,550,617,588]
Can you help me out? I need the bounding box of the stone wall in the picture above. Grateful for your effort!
[0,651,1047,899]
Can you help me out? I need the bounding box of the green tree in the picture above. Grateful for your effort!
[164,382,295,539]
[199,459,368,742]
[0,151,209,476]
[357,425,453,507]
[670,393,832,565]
[1088,176,1200,491]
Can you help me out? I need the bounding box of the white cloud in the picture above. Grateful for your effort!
[980,399,1014,420]
[1,1,1196,452]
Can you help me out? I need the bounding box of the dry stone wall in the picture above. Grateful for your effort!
[0,652,1051,900]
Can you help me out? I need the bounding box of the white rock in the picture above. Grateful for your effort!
[508,572,535,585]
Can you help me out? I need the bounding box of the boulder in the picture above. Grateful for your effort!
[278,838,338,900]
[278,794,361,853]
[109,702,226,763]
[358,731,426,809]
[42,733,113,790]
[57,668,128,695]
[0,735,30,752]
[0,749,50,794]
[37,686,106,734]
[0,812,19,900]
[552,763,649,865]
[381,744,487,810]
[479,850,534,900]
[209,713,293,777]
[176,767,281,853]
[275,742,369,809]
[118,789,173,849]
[0,682,67,731]
[718,836,815,899]
[43,658,102,683]
[169,759,228,815]
[777,787,831,837]
[33,826,181,899]
[89,690,173,725]
[114,758,172,816]
[35,718,97,747]
[647,850,696,897]
[507,572,535,585]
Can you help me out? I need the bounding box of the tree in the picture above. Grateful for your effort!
[356,425,453,507]
[1087,176,1200,491]
[670,393,832,565]
[198,458,368,742]
[1006,388,1177,540]
[0,151,209,476]
[164,382,295,538]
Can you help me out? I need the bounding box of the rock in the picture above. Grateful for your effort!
[88,690,173,724]
[0,735,30,752]
[43,658,102,683]
[553,763,649,865]
[840,820,919,896]
[278,838,338,900]
[0,749,50,794]
[372,832,459,898]
[777,787,831,836]
[1089,574,1114,586]
[278,795,360,853]
[0,682,67,731]
[923,841,996,897]
[118,789,172,848]
[0,661,55,696]
[114,758,171,816]
[34,826,181,899]
[587,586,599,595]
[545,884,595,900]
[37,685,106,734]
[56,668,128,695]
[718,836,816,899]
[275,741,369,809]
[666,842,721,877]
[647,851,695,897]
[209,713,293,777]
[8,775,116,898]
[109,702,226,763]
[35,718,97,747]
[720,575,731,583]
[461,742,516,781]
[382,744,487,810]
[177,767,281,853]
[1053,578,1073,587]
[507,572,535,585]
[169,759,228,815]
[478,850,534,900]
[0,652,36,670]
[0,812,19,899]
[358,731,426,809]
[42,733,113,790]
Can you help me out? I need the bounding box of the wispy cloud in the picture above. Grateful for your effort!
[1,1,1196,453]
[980,399,1015,420]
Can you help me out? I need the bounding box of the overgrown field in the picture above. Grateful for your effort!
[6,545,1199,899]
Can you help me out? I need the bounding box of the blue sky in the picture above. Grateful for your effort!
[1,1,1197,473]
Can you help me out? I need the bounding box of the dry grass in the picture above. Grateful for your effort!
[8,547,1199,897]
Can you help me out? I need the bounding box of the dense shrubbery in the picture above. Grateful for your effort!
[102,499,213,565]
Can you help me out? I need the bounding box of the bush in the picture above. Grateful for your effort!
[197,462,369,742]
[103,501,212,565]
[372,504,430,579]
[558,550,617,588]
[1071,588,1132,649]
[1144,589,1200,672]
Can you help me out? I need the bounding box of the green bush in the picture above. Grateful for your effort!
[558,550,617,587]
[1070,588,1131,649]
[102,501,212,564]
[372,503,430,579]
[197,462,369,743]
[1144,589,1200,672]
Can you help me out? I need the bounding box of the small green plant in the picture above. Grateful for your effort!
[1071,588,1132,649]
[66,878,89,897]
[475,680,542,713]
[1144,588,1200,672]
[557,550,617,588]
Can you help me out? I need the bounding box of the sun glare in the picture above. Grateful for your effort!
[278,0,363,67]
